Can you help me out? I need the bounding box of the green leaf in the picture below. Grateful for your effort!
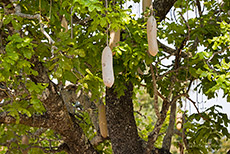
[12,20,21,30]
[23,49,33,59]
[100,17,107,27]
[7,51,19,61]
[227,95,230,102]
[3,15,12,25]
[31,98,44,112]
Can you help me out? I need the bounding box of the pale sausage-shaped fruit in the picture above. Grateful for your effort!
[102,46,114,88]
[142,0,152,16]
[147,15,158,56]
[176,112,183,130]
[22,135,29,154]
[99,104,108,138]
[109,29,120,50]
[61,15,68,32]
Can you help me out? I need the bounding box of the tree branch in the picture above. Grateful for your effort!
[185,96,209,121]
[146,100,170,153]
[150,64,161,119]
[162,99,177,150]
[147,92,187,153]
[0,112,50,128]
[153,0,178,21]
[157,66,187,81]
[10,0,55,45]
[25,143,69,153]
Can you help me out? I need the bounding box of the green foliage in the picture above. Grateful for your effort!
[185,105,230,153]
[0,0,230,153]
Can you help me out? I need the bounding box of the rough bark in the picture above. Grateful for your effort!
[153,0,177,21]
[162,101,177,150]
[106,82,143,154]
[0,56,98,153]
[30,60,97,154]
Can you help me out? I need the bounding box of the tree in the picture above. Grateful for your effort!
[0,0,230,153]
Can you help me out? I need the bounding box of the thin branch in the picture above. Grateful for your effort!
[157,90,168,103]
[179,12,191,36]
[162,99,177,150]
[185,96,209,121]
[196,0,202,17]
[173,129,189,150]
[146,100,170,153]
[173,129,182,136]
[150,64,160,119]
[171,93,187,104]
[207,50,224,63]
[71,7,73,39]
[182,113,189,150]
[156,51,174,65]
[167,77,175,100]
[10,0,55,45]
[158,40,176,54]
[186,78,194,94]
[25,143,69,153]
[0,112,50,128]
[157,66,187,81]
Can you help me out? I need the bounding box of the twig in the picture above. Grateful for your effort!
[185,96,209,121]
[157,66,187,81]
[134,110,147,119]
[207,50,224,63]
[179,12,191,37]
[167,77,175,100]
[10,0,56,50]
[171,93,187,104]
[71,7,73,39]
[158,40,176,55]
[157,90,168,103]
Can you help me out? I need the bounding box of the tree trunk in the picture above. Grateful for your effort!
[105,82,143,154]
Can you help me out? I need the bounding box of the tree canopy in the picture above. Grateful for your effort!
[0,0,230,153]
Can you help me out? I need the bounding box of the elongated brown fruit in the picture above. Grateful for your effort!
[109,29,120,50]
[61,15,68,32]
[102,46,114,88]
[176,112,183,130]
[147,15,158,56]
[99,104,108,138]
[142,0,152,16]
[22,135,29,154]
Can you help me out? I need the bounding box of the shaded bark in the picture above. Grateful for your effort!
[30,61,97,154]
[153,0,177,21]
[162,101,177,150]
[106,82,143,154]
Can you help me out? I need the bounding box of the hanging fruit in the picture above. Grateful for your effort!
[176,112,183,130]
[147,15,158,56]
[142,0,152,16]
[99,103,108,138]
[109,29,120,51]
[61,15,68,32]
[102,46,114,88]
